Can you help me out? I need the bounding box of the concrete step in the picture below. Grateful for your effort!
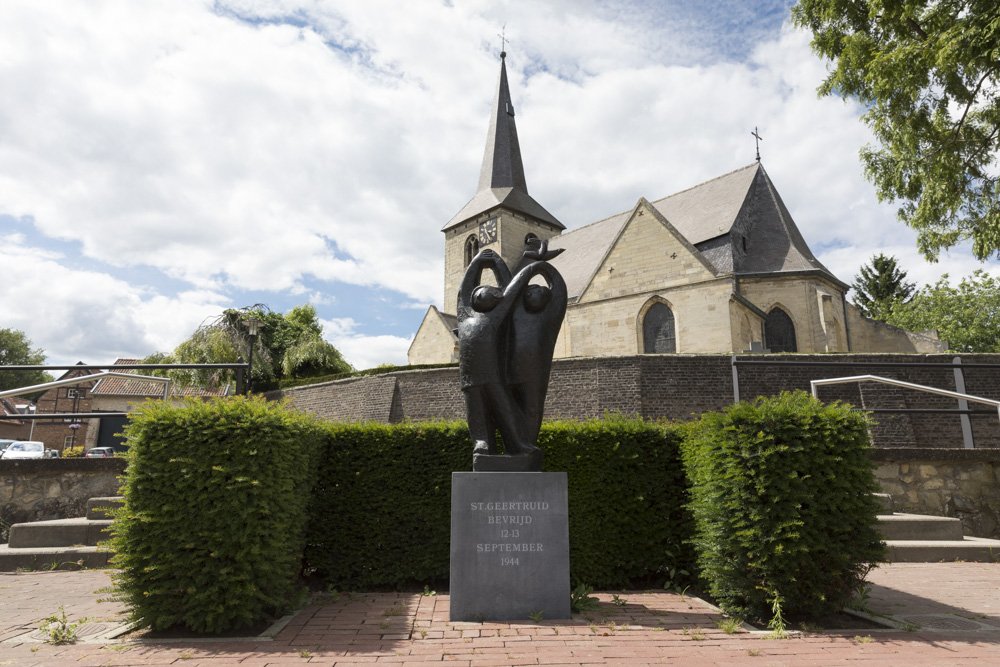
[873,493,894,515]
[86,496,124,521]
[886,537,1000,563]
[0,544,112,572]
[879,513,965,541]
[7,518,112,548]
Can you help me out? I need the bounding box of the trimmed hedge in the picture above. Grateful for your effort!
[681,391,886,623]
[108,396,326,633]
[304,417,693,590]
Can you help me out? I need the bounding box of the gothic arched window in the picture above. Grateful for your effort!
[642,302,676,353]
[765,308,797,353]
[464,235,479,267]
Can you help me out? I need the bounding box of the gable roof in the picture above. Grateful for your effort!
[443,55,563,232]
[90,359,230,397]
[543,162,842,299]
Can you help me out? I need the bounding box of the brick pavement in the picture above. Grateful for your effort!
[0,563,998,666]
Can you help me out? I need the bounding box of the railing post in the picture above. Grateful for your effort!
[731,355,740,403]
[953,357,975,449]
[235,357,244,396]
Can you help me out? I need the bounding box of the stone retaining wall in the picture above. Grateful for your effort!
[0,459,126,543]
[872,449,1000,539]
[269,353,1000,449]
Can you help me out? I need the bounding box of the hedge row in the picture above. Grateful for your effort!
[304,416,693,590]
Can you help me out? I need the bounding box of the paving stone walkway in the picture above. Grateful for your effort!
[0,562,998,665]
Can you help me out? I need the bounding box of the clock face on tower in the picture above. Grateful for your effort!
[478,217,498,245]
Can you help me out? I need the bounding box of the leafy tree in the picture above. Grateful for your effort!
[850,253,915,320]
[144,304,352,389]
[886,270,1000,351]
[792,0,1000,260]
[0,328,53,393]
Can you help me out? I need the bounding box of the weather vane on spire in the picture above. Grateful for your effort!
[498,23,508,58]
[751,126,763,162]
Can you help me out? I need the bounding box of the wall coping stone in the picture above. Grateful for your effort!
[0,458,128,473]
[870,448,1000,462]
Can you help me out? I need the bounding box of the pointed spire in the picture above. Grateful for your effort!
[477,52,527,192]
[443,53,563,231]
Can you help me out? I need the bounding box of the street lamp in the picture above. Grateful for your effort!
[243,317,265,394]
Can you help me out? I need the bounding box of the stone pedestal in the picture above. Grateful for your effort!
[449,472,570,621]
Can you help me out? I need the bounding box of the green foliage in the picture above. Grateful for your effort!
[62,446,85,458]
[682,391,885,624]
[38,606,87,644]
[0,328,53,394]
[143,304,352,390]
[108,395,326,633]
[305,417,694,590]
[792,0,1000,260]
[570,583,601,612]
[886,269,1000,351]
[281,336,351,379]
[851,254,915,320]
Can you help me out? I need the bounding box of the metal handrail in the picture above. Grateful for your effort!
[0,372,171,401]
[810,374,1000,442]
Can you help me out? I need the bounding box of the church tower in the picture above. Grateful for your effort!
[440,51,564,315]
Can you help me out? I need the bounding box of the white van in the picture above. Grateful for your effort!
[0,441,47,459]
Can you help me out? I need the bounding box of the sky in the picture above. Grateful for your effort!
[2,0,998,370]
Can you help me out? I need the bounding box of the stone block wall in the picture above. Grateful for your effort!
[873,449,1000,539]
[0,458,126,543]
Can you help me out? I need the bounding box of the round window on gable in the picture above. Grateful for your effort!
[464,235,479,267]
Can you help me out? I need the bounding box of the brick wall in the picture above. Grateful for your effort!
[268,353,1000,449]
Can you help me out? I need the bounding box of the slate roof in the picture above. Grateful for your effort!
[90,359,230,397]
[541,162,842,299]
[444,55,563,232]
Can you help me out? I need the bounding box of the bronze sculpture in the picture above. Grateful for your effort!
[457,239,566,471]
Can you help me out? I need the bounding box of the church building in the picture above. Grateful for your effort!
[408,54,946,365]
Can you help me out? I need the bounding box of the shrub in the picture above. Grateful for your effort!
[62,446,84,458]
[304,417,693,590]
[107,395,326,633]
[681,391,885,623]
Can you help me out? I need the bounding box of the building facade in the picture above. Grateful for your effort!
[409,54,945,364]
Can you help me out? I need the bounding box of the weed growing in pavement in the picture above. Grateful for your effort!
[38,606,87,644]
[570,583,601,613]
[419,630,427,638]
[528,609,544,623]
[382,602,406,617]
[422,585,436,596]
[746,647,762,657]
[30,646,40,652]
[715,617,741,634]
[799,621,823,633]
[378,620,391,629]
[298,649,311,658]
[179,653,193,660]
[689,628,706,641]
[854,635,874,643]
[903,622,920,632]
[766,591,788,639]
[611,594,628,607]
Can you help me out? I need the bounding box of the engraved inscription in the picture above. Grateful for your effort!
[472,498,550,565]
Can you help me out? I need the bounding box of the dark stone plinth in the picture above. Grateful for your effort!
[473,450,542,472]
[450,472,570,621]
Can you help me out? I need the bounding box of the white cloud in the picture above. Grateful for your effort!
[1,1,997,369]
[321,317,412,370]
[0,238,228,366]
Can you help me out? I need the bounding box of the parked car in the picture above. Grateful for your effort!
[0,441,47,459]
[0,439,16,455]
[84,447,116,458]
